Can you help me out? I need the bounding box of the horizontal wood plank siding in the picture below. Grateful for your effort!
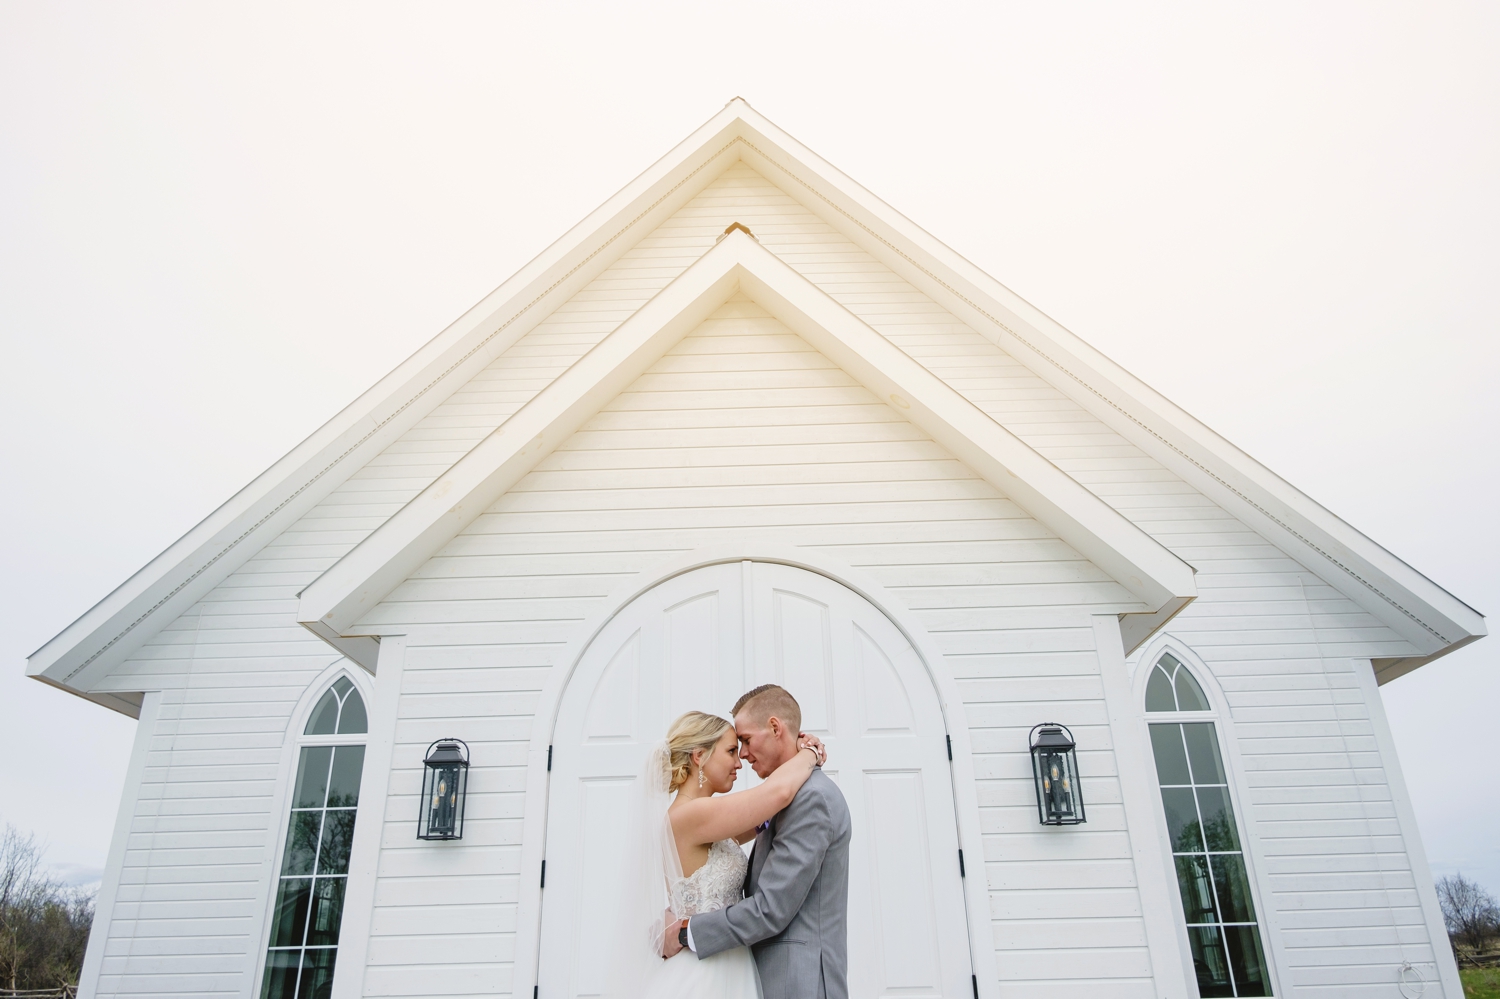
[362,299,1148,998]
[87,158,1444,997]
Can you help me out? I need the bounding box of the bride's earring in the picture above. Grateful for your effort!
[698,767,706,789]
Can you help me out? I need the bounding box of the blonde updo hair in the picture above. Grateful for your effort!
[665,711,734,792]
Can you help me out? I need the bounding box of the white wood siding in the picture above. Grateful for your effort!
[362,297,1148,998]
[87,157,1444,998]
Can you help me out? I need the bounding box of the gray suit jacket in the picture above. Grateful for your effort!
[689,769,851,999]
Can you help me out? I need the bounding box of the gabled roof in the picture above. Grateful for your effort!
[28,99,1483,713]
[297,229,1197,664]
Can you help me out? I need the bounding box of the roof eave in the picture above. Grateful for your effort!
[32,98,1480,699]
[724,102,1484,662]
[27,103,761,696]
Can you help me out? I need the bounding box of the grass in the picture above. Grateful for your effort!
[1463,966,1500,999]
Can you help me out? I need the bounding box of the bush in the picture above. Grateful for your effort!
[0,825,94,991]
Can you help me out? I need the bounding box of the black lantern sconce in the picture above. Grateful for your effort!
[1029,723,1085,826]
[417,739,469,841]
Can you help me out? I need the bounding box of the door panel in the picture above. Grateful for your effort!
[572,778,633,997]
[750,562,972,999]
[769,588,834,731]
[539,563,743,999]
[583,632,640,743]
[540,562,972,999]
[855,625,915,735]
[865,770,942,993]
[665,592,719,718]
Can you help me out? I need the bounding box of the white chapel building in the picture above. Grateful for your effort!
[29,100,1483,999]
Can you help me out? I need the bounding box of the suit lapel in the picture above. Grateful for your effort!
[747,819,775,895]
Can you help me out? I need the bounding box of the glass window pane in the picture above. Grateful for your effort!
[1182,723,1227,784]
[1146,665,1177,712]
[297,946,338,999]
[1210,854,1258,924]
[1149,724,1192,785]
[1175,854,1219,924]
[260,948,301,999]
[336,690,367,735]
[1224,924,1271,996]
[327,746,365,808]
[306,877,347,947]
[293,747,333,809]
[1173,665,1211,711]
[1160,787,1204,853]
[1187,925,1234,997]
[267,878,312,948]
[282,812,323,876]
[1197,786,1241,852]
[332,676,352,698]
[317,810,356,875]
[305,690,341,736]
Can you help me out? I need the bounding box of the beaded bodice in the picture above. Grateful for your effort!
[670,839,747,917]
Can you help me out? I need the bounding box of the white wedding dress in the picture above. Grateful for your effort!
[645,838,761,999]
[601,745,761,999]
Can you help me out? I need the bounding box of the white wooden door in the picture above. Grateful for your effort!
[538,562,972,999]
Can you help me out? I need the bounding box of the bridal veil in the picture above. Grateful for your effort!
[599,741,685,999]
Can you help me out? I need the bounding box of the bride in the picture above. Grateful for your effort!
[602,710,824,999]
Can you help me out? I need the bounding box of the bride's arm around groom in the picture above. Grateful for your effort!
[680,687,853,999]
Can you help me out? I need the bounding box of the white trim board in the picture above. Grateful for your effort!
[77,691,161,999]
[330,636,409,999]
[296,230,1196,647]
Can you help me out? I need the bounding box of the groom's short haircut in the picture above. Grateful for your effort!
[733,684,801,734]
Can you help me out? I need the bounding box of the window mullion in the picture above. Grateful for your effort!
[1145,655,1271,996]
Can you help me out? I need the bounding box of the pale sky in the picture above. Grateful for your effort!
[3,2,1496,896]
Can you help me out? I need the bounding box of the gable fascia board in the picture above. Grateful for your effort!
[299,231,1195,641]
[27,106,758,698]
[732,243,1196,626]
[299,250,742,635]
[724,103,1483,663]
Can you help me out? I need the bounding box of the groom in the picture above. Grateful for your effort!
[665,684,852,999]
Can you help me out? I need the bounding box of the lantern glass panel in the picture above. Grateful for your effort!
[1029,725,1085,825]
[417,741,469,840]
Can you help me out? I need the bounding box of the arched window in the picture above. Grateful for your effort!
[1145,652,1272,997]
[261,676,368,999]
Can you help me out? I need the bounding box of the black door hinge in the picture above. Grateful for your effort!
[958,849,966,877]
[547,745,553,771]
[540,860,546,888]
[946,735,953,761]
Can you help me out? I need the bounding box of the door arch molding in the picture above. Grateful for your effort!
[510,542,998,998]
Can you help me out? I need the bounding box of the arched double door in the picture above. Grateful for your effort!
[538,561,973,998]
